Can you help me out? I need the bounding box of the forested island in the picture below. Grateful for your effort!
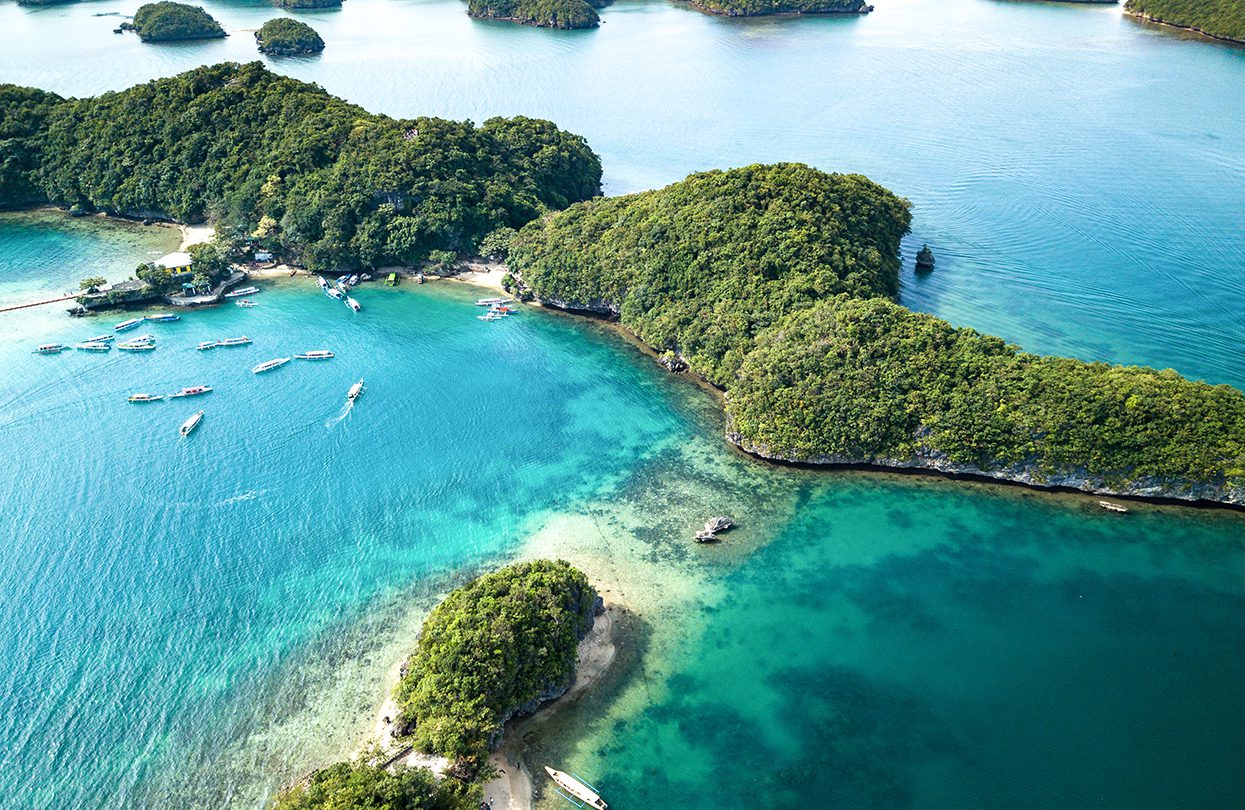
[256,18,325,55]
[121,2,226,41]
[274,0,342,8]
[467,0,608,29]
[1124,0,1245,43]
[686,0,872,16]
[0,62,601,269]
[507,164,1245,505]
[271,560,598,808]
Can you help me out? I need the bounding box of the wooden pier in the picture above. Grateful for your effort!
[0,293,79,314]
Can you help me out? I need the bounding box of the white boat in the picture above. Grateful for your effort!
[477,313,503,321]
[75,341,112,352]
[197,340,219,351]
[252,357,291,374]
[169,385,213,398]
[86,333,115,343]
[217,336,252,347]
[127,333,156,344]
[35,343,66,354]
[115,317,144,331]
[128,393,164,403]
[117,342,156,352]
[317,276,329,290]
[224,286,260,298]
[179,410,204,437]
[326,288,345,301]
[293,350,334,360]
[347,378,364,402]
[345,296,361,312]
[359,273,372,282]
[145,313,180,322]
[347,274,360,286]
[475,297,512,306]
[545,767,607,810]
[236,299,258,308]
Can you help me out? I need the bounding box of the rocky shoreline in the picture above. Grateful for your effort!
[1124,9,1245,45]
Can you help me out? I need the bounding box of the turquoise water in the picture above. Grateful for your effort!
[3,0,1245,807]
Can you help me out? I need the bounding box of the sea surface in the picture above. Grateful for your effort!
[2,0,1245,807]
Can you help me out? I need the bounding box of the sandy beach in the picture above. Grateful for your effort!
[178,223,214,251]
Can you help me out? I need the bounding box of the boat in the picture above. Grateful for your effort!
[475,297,512,306]
[489,305,517,315]
[544,767,607,810]
[236,299,258,308]
[117,342,156,352]
[224,286,260,298]
[477,313,504,321]
[345,296,361,312]
[252,357,291,374]
[217,336,252,347]
[293,350,334,360]
[335,280,350,294]
[86,334,115,344]
[126,333,156,344]
[145,313,180,322]
[35,343,66,354]
[1098,500,1130,514]
[115,317,144,331]
[128,393,164,403]
[336,274,350,285]
[326,288,345,301]
[385,272,398,287]
[360,273,372,282]
[179,410,204,437]
[317,276,329,290]
[169,385,213,398]
[346,379,364,402]
[347,274,360,286]
[197,340,219,351]
[75,341,112,352]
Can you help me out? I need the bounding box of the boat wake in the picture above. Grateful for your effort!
[329,400,354,425]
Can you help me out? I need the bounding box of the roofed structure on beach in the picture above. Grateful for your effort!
[156,251,192,272]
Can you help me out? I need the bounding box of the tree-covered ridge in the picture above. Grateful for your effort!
[1125,0,1245,42]
[688,0,870,16]
[274,0,342,8]
[271,760,478,810]
[256,17,325,55]
[728,296,1245,491]
[394,560,596,770]
[0,63,601,270]
[467,0,605,28]
[509,163,911,387]
[125,2,226,41]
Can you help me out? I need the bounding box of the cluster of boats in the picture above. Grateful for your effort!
[318,275,363,312]
[36,313,185,354]
[476,297,517,321]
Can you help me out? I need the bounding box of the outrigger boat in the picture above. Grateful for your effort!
[293,350,334,360]
[475,297,512,306]
[179,410,204,437]
[197,340,219,351]
[224,286,260,299]
[217,336,252,347]
[236,299,258,308]
[317,276,329,291]
[75,341,111,352]
[169,385,213,398]
[346,378,364,402]
[115,317,144,332]
[86,334,115,344]
[128,393,164,403]
[35,343,66,354]
[252,357,290,374]
[477,313,504,321]
[326,287,345,301]
[145,313,180,322]
[345,296,361,312]
[545,767,607,810]
[117,341,156,352]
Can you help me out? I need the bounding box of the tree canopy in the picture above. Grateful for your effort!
[1125,0,1245,42]
[126,2,226,41]
[256,17,326,55]
[466,0,606,28]
[270,761,477,810]
[687,0,869,15]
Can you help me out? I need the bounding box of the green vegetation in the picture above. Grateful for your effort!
[124,2,226,42]
[509,163,911,387]
[509,163,1245,497]
[394,560,597,770]
[273,0,342,8]
[270,760,477,810]
[256,17,325,56]
[78,275,107,291]
[0,62,601,270]
[467,0,606,29]
[688,0,870,15]
[1125,0,1245,43]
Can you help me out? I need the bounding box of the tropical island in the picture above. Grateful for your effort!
[274,0,342,8]
[686,0,872,16]
[1124,0,1245,44]
[256,17,325,55]
[506,163,1245,505]
[271,559,601,808]
[466,0,608,29]
[121,2,226,41]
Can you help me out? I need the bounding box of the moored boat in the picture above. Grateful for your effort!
[544,767,607,810]
[115,317,144,331]
[86,334,115,344]
[475,297,512,306]
[347,274,360,286]
[236,299,258,308]
[252,357,291,374]
[317,276,329,290]
[35,343,66,354]
[75,341,112,352]
[169,385,213,398]
[145,313,180,322]
[477,313,503,321]
[117,342,156,352]
[345,296,361,312]
[293,350,334,360]
[217,336,252,347]
[179,410,204,437]
[326,288,345,301]
[197,340,219,351]
[224,286,260,298]
[128,393,164,403]
[347,378,364,402]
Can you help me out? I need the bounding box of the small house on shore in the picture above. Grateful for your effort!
[156,251,193,273]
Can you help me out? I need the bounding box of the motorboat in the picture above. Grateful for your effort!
[293,350,334,360]
[359,273,372,282]
[545,767,607,810]
[217,336,252,347]
[475,297,512,306]
[326,288,345,301]
[347,274,360,286]
[347,379,364,402]
[117,342,156,352]
[75,341,112,352]
[224,286,260,298]
[197,340,219,351]
[35,343,66,354]
[345,296,361,312]
[169,385,213,398]
[145,313,180,322]
[317,276,329,290]
[252,357,290,374]
[86,334,115,343]
[128,393,164,403]
[236,299,258,308]
[179,410,204,437]
[477,313,503,321]
[115,317,144,331]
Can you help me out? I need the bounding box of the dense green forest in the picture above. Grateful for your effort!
[394,560,597,770]
[124,2,226,41]
[1125,0,1245,42]
[273,0,342,8]
[256,18,325,55]
[688,0,870,16]
[270,761,478,810]
[509,164,1245,497]
[509,163,911,387]
[0,63,601,270]
[466,0,606,28]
